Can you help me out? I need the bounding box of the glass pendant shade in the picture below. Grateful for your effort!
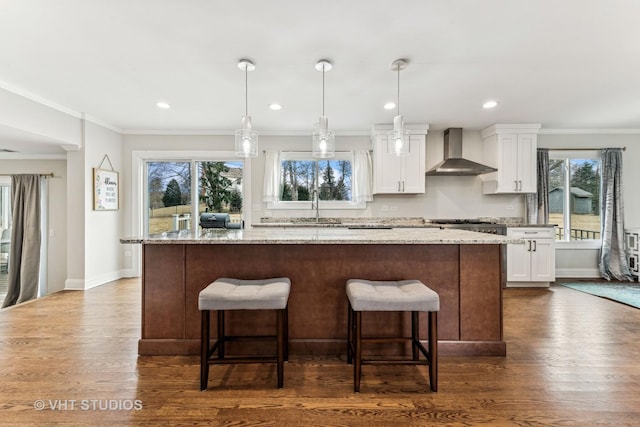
[235,59,258,158]
[312,115,335,158]
[388,58,410,156]
[235,115,258,158]
[387,114,410,156]
[312,60,335,158]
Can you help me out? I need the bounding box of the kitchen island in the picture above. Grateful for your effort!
[121,228,520,357]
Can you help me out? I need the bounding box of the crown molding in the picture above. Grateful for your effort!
[540,128,640,135]
[0,80,82,119]
[121,128,372,136]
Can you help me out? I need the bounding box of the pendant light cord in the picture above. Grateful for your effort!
[396,64,400,116]
[322,63,325,116]
[245,66,248,117]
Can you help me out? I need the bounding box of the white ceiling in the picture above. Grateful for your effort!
[1,0,640,154]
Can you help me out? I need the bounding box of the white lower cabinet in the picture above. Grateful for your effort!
[506,227,556,287]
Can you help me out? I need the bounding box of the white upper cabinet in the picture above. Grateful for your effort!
[481,124,541,194]
[371,126,428,194]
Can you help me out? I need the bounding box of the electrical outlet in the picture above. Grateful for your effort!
[381,205,389,212]
[124,251,132,257]
[506,204,514,210]
[49,229,55,237]
[389,206,398,211]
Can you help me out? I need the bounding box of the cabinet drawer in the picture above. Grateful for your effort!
[507,227,555,239]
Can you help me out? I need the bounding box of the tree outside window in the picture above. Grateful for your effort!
[280,159,352,202]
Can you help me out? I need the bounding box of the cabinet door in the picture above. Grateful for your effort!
[401,135,426,194]
[373,135,403,193]
[497,133,519,192]
[530,239,555,281]
[373,134,425,194]
[507,240,531,281]
[517,133,537,193]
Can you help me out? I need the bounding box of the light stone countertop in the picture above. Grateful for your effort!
[121,227,523,245]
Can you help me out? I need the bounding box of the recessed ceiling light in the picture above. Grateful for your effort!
[156,101,171,109]
[269,103,282,110]
[384,102,396,110]
[482,100,498,109]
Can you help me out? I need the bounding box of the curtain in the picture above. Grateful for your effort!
[352,150,373,204]
[262,150,281,203]
[599,149,632,281]
[525,149,550,225]
[2,175,41,308]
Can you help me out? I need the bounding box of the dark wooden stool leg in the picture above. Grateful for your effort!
[347,303,353,364]
[354,310,362,393]
[428,311,438,392]
[217,310,225,359]
[277,308,284,388]
[200,310,210,391]
[283,305,289,362]
[412,311,420,361]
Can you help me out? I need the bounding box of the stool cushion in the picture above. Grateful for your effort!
[346,279,440,312]
[199,277,291,311]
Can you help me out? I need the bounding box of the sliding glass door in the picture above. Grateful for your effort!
[144,158,245,235]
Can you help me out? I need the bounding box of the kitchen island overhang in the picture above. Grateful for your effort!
[122,228,522,357]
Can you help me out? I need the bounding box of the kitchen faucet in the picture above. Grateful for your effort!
[311,188,319,223]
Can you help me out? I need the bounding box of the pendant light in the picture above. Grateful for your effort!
[388,59,411,156]
[312,59,335,158]
[235,59,258,158]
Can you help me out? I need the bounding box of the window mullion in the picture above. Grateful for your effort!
[563,158,571,241]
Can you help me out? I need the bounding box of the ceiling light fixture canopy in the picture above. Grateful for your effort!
[312,59,335,158]
[235,59,258,158]
[388,59,411,156]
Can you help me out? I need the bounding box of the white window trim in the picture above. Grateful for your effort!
[268,151,365,210]
[548,149,602,245]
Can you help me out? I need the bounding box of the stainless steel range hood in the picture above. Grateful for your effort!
[425,128,497,176]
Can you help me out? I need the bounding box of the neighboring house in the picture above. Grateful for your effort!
[549,187,593,214]
[222,167,243,193]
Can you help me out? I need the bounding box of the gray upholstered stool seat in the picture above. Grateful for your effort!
[199,278,291,311]
[199,277,290,390]
[346,279,440,312]
[346,279,439,392]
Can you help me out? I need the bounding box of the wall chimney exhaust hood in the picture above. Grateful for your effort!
[425,128,497,176]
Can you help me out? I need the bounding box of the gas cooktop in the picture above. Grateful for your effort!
[429,219,493,225]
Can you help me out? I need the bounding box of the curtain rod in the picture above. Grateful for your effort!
[548,147,626,151]
[0,173,55,177]
[262,150,372,153]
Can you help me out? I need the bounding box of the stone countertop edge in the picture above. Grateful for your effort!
[120,228,524,245]
[506,224,557,228]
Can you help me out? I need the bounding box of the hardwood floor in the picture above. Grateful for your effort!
[1,278,639,426]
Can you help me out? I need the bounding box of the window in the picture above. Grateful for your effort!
[272,151,359,209]
[548,150,601,241]
[143,156,245,235]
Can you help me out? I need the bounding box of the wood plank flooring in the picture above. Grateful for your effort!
[1,278,640,426]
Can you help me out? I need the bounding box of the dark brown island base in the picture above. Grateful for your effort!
[121,228,522,357]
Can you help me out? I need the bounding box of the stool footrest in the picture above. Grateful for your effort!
[362,359,430,366]
[209,356,277,365]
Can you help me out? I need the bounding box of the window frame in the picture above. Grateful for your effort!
[548,149,602,245]
[267,151,365,210]
[130,150,251,276]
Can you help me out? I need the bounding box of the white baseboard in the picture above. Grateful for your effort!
[64,279,85,291]
[64,270,133,291]
[506,281,550,288]
[119,268,139,278]
[555,268,600,278]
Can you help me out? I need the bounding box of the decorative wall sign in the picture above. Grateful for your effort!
[93,154,119,210]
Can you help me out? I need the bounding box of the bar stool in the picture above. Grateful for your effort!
[199,277,291,390]
[346,279,439,392]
